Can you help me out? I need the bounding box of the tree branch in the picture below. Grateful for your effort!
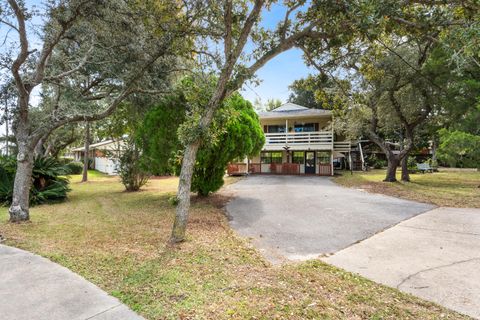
[37,42,172,140]
[44,43,95,81]
[0,17,20,32]
[226,24,324,96]
[230,0,264,64]
[8,0,29,101]
[280,3,301,40]
[31,0,89,88]
[224,0,233,62]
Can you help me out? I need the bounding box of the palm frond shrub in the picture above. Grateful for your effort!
[65,161,83,174]
[0,156,71,206]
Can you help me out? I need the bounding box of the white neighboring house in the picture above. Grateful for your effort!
[71,140,124,175]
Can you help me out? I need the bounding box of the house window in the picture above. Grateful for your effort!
[294,123,318,132]
[292,151,304,164]
[317,151,331,164]
[260,151,282,164]
[266,125,286,133]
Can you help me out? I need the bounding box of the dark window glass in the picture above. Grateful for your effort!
[260,152,271,164]
[271,152,282,164]
[294,123,316,132]
[292,151,304,164]
[261,151,283,164]
[267,125,286,133]
[317,151,331,164]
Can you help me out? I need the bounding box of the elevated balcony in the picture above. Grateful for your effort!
[263,131,333,150]
[333,141,352,152]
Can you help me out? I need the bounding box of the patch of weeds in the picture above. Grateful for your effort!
[168,195,179,206]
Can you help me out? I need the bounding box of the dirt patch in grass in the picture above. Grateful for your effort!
[335,169,480,208]
[0,174,470,319]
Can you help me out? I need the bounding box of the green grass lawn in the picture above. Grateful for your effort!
[335,168,480,208]
[0,171,469,319]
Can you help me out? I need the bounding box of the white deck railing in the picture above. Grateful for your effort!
[333,141,352,152]
[264,131,333,149]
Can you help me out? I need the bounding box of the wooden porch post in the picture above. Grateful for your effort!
[285,119,288,146]
[330,151,334,176]
[349,151,353,174]
[331,115,334,149]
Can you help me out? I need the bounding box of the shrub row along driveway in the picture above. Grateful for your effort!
[223,175,433,261]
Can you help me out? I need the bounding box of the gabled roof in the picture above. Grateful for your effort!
[71,140,120,152]
[258,103,331,119]
[271,102,309,112]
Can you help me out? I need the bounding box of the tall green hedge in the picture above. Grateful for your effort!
[137,94,186,175]
[437,129,480,169]
[191,94,265,196]
[138,92,264,196]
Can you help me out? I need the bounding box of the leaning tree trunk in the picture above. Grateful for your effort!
[401,154,410,182]
[81,122,90,182]
[170,87,227,243]
[384,153,400,182]
[170,141,201,242]
[9,141,35,222]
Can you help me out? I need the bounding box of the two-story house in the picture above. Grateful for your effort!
[228,103,357,176]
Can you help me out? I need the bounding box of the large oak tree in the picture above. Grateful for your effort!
[1,0,191,221]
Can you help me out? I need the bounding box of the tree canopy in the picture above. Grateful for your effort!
[437,129,480,170]
[191,94,265,196]
[137,94,187,176]
[139,89,264,196]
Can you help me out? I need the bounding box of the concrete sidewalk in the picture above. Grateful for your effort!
[0,245,143,320]
[323,207,480,319]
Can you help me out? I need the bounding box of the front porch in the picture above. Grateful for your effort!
[228,150,334,176]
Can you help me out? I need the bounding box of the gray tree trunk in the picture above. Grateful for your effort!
[170,141,201,242]
[4,97,9,157]
[431,137,438,168]
[401,154,410,182]
[384,154,400,182]
[170,88,226,243]
[82,122,90,182]
[9,141,34,222]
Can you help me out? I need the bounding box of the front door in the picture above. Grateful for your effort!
[305,151,316,174]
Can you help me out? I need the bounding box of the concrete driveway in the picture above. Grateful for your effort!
[223,175,434,261]
[323,207,480,319]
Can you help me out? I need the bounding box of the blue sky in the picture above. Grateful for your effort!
[240,3,314,105]
[241,48,313,104]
